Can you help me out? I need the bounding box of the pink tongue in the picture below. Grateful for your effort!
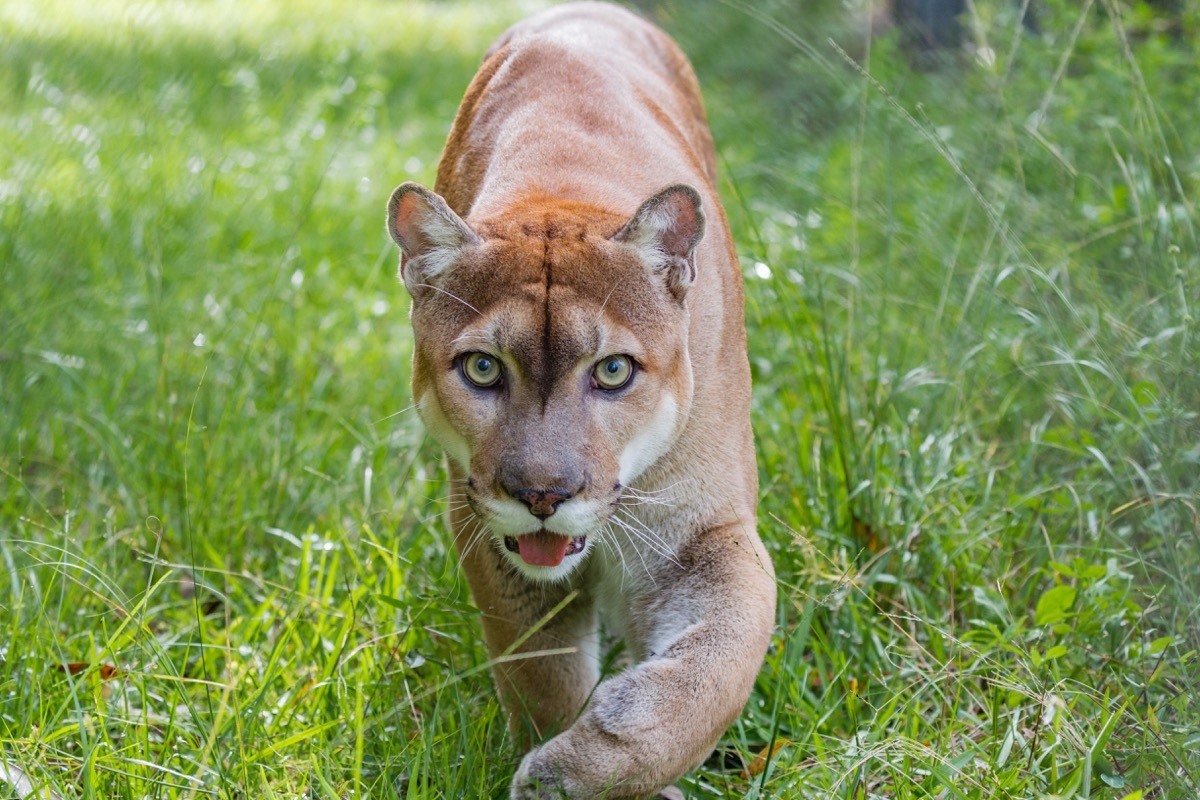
[517,532,572,567]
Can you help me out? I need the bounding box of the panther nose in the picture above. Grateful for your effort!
[511,488,572,519]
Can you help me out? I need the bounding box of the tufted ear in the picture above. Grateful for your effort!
[612,184,705,301]
[386,182,481,295]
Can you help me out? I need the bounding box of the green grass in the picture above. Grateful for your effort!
[1,0,1196,797]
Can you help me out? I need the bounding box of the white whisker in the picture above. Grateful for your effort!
[377,403,418,423]
[618,493,673,508]
[593,282,621,324]
[459,515,496,565]
[615,506,675,549]
[426,503,472,522]
[607,517,659,587]
[613,509,681,569]
[601,523,634,591]
[620,480,686,501]
[413,283,482,316]
[452,329,495,347]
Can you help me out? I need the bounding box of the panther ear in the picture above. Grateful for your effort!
[613,184,705,301]
[386,182,481,295]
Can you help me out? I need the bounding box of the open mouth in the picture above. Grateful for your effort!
[503,532,587,567]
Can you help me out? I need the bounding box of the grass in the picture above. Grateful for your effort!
[1,0,1196,797]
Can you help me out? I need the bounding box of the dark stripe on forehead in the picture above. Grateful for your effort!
[532,238,611,404]
[444,214,639,400]
[541,237,554,407]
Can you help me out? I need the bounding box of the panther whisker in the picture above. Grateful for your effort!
[426,503,472,522]
[607,517,658,588]
[597,526,629,593]
[452,329,495,347]
[621,480,687,499]
[376,403,418,422]
[609,512,679,572]
[593,282,621,324]
[614,507,679,554]
[617,493,673,508]
[412,283,482,316]
[457,515,490,563]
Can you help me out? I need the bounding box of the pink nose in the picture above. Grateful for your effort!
[511,488,572,518]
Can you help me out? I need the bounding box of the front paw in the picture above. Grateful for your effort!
[511,745,565,800]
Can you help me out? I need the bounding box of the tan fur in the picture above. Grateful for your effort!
[385,4,775,798]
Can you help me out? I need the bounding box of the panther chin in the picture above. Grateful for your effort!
[501,532,590,582]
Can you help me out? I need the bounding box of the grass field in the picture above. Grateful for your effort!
[1,0,1197,797]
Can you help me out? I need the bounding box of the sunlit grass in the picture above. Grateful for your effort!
[2,0,1197,797]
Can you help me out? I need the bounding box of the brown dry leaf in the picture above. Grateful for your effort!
[851,514,882,553]
[740,739,789,779]
[58,662,122,680]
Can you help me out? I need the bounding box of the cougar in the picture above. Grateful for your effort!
[385,3,775,797]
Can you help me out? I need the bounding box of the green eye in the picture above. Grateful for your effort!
[462,352,502,388]
[593,355,634,390]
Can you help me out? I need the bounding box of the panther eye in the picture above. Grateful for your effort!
[593,355,634,390]
[462,352,502,388]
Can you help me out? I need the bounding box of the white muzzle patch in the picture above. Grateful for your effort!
[617,394,679,485]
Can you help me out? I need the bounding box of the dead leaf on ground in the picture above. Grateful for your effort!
[852,513,883,554]
[58,662,122,680]
[741,739,790,779]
